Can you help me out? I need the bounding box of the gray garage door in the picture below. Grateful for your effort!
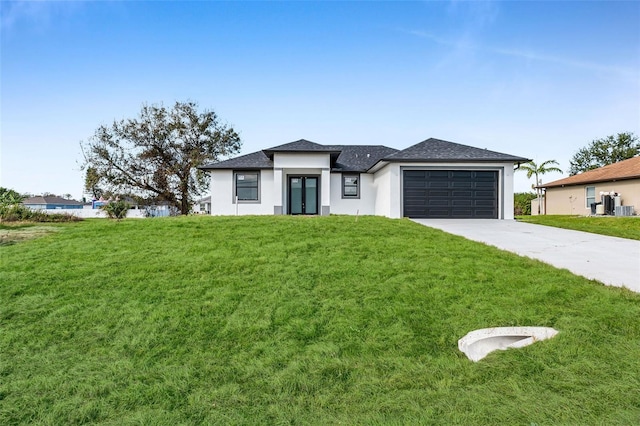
[403,170,498,218]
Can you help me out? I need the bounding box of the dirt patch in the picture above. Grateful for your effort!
[0,225,59,246]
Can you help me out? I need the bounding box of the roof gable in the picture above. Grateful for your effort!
[541,156,640,188]
[384,138,529,163]
[263,139,341,155]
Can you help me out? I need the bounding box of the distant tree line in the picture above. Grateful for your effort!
[569,132,639,175]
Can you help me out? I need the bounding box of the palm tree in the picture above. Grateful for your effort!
[519,160,563,214]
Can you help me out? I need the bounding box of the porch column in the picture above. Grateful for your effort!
[321,168,330,216]
[273,168,283,215]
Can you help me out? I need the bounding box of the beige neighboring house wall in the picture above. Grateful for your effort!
[539,157,640,216]
[544,180,640,215]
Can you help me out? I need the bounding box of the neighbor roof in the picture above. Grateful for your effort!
[23,196,83,206]
[383,138,530,163]
[540,156,640,188]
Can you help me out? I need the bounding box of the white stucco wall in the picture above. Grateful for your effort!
[209,159,519,219]
[330,173,376,215]
[502,163,516,220]
[373,165,393,217]
[273,153,330,169]
[210,169,275,215]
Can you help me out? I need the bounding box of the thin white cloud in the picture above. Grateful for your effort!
[1,0,50,31]
[447,0,500,29]
[406,29,638,82]
[1,0,84,33]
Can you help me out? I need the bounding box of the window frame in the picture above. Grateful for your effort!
[585,186,595,208]
[233,170,261,203]
[342,173,360,199]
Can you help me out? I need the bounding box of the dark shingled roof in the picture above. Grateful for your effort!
[263,139,342,157]
[200,151,273,170]
[384,138,529,163]
[200,137,528,171]
[328,145,399,172]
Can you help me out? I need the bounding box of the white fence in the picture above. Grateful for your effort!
[39,208,146,219]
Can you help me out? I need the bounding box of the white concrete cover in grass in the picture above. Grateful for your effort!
[458,327,559,362]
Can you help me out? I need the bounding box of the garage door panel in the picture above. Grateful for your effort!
[451,171,472,178]
[452,190,473,197]
[403,170,498,218]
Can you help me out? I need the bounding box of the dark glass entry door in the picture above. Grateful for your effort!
[289,176,318,215]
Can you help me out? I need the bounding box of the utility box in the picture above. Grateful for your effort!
[615,206,635,216]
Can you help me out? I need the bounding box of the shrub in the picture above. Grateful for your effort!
[101,200,130,220]
[514,192,537,215]
[0,205,81,222]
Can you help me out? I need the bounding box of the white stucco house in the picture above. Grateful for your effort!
[200,138,529,219]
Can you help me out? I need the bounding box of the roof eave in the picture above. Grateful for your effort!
[380,157,529,163]
[199,165,272,171]
[540,175,640,188]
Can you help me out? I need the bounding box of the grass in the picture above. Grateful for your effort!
[0,223,60,246]
[517,215,640,240]
[1,215,639,424]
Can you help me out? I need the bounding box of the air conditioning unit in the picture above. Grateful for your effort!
[614,206,634,216]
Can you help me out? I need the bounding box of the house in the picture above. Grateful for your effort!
[538,157,640,216]
[200,138,529,219]
[193,196,211,214]
[22,196,84,210]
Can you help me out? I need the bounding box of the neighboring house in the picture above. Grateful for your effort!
[538,157,640,216]
[193,196,211,214]
[23,196,84,210]
[200,138,529,219]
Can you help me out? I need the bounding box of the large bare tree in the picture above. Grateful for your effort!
[81,101,241,214]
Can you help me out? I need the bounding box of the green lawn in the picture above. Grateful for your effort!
[517,215,640,240]
[2,216,639,424]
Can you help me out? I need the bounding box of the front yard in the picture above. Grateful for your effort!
[1,216,639,424]
[517,214,640,240]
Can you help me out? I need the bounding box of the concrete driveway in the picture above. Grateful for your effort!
[411,219,640,293]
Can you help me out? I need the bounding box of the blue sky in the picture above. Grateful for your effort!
[2,1,639,198]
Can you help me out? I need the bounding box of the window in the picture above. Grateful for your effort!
[234,171,260,202]
[342,174,360,198]
[585,186,595,208]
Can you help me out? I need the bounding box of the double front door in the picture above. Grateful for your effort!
[289,176,318,215]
